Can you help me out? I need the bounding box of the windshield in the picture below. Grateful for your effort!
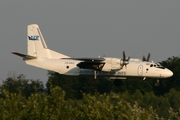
[150,63,165,69]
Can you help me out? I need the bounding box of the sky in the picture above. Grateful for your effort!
[0,0,180,84]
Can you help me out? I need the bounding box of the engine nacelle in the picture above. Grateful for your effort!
[101,58,122,72]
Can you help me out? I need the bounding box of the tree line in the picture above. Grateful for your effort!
[0,56,180,119]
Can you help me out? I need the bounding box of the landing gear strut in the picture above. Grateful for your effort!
[94,70,98,79]
[91,70,99,85]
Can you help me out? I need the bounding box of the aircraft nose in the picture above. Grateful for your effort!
[165,69,173,78]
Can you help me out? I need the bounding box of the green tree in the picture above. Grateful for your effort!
[46,71,112,99]
[0,74,45,98]
[160,56,180,92]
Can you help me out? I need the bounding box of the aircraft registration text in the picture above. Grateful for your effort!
[65,62,74,64]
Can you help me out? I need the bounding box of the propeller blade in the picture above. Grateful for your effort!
[126,56,130,61]
[142,53,151,62]
[121,51,130,69]
[123,51,126,61]
[142,53,151,61]
[142,55,146,61]
[147,53,150,61]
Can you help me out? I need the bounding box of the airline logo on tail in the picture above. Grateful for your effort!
[28,36,39,40]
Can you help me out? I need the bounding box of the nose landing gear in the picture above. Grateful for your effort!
[155,79,160,86]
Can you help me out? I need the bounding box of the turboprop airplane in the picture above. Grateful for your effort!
[12,24,173,86]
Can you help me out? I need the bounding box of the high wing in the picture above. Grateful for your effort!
[62,57,105,61]
[62,57,106,71]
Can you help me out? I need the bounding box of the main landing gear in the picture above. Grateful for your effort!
[92,70,124,86]
[94,70,98,79]
[91,70,100,85]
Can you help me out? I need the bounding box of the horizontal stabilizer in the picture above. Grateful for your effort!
[12,52,36,60]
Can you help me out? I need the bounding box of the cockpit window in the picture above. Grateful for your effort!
[156,63,165,69]
[149,63,165,69]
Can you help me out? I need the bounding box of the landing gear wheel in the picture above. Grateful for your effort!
[155,79,160,86]
[114,79,123,86]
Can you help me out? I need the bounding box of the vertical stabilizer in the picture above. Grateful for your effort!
[28,24,48,57]
[27,24,68,58]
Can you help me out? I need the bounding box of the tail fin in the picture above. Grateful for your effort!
[27,24,68,58]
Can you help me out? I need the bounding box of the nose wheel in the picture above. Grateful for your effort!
[155,79,160,86]
[157,79,159,83]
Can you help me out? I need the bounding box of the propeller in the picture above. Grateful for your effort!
[142,53,151,62]
[121,51,130,68]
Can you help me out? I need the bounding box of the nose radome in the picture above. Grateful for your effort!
[166,69,173,78]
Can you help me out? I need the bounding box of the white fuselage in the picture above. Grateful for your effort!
[25,57,173,79]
